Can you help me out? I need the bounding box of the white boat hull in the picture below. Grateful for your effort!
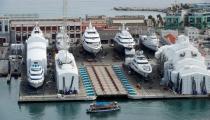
[28,77,44,88]
[142,42,158,51]
[129,63,151,77]
[113,40,134,54]
[82,42,101,54]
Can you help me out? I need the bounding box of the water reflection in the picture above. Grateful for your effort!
[22,103,45,120]
[170,99,209,112]
[162,99,210,120]
[88,110,120,120]
[56,102,80,120]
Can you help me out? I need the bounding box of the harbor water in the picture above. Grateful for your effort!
[1,79,210,120]
[1,0,210,120]
[0,0,209,18]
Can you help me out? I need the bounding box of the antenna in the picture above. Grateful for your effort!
[63,0,67,26]
[62,0,68,51]
[121,23,126,31]
[89,21,92,28]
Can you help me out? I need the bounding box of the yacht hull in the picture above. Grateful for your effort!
[28,78,44,88]
[129,63,151,78]
[113,40,134,55]
[140,38,158,51]
[82,43,101,54]
[141,42,158,51]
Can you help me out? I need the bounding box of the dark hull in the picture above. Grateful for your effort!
[86,107,120,113]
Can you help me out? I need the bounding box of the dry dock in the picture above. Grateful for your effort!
[18,45,210,103]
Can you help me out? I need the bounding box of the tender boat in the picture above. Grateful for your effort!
[140,28,159,51]
[86,101,120,113]
[128,50,152,77]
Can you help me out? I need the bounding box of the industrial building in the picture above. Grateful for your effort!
[10,18,82,44]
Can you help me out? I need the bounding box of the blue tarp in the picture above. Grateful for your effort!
[95,102,112,106]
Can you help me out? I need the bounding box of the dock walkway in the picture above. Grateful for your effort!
[86,65,127,97]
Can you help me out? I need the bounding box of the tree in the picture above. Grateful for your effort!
[144,20,147,26]
[148,15,153,20]
[157,14,164,26]
[151,18,156,27]
[203,21,207,29]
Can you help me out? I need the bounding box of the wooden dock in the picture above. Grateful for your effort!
[86,65,127,97]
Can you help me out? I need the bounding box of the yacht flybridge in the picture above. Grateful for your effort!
[82,22,102,54]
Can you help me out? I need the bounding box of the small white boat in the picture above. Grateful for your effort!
[140,29,159,51]
[128,50,152,77]
[82,22,102,54]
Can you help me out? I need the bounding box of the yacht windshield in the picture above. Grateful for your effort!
[85,37,99,39]
[30,76,43,80]
[31,62,42,71]
[125,54,134,58]
[137,56,146,60]
[85,41,100,44]
[87,32,96,34]
[134,59,148,64]
[31,67,41,71]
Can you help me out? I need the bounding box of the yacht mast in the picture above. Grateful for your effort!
[63,0,68,60]
[63,0,67,26]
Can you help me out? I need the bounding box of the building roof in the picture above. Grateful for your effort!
[165,33,176,44]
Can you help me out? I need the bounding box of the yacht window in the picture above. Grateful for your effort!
[30,67,42,71]
[85,41,91,44]
[134,59,148,64]
[30,77,43,80]
[30,73,43,76]
[137,56,146,60]
[85,37,99,39]
[118,36,131,39]
[87,32,96,34]
[126,54,134,58]
[31,67,41,71]
[34,31,39,33]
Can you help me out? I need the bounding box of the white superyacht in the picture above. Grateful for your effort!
[82,22,102,54]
